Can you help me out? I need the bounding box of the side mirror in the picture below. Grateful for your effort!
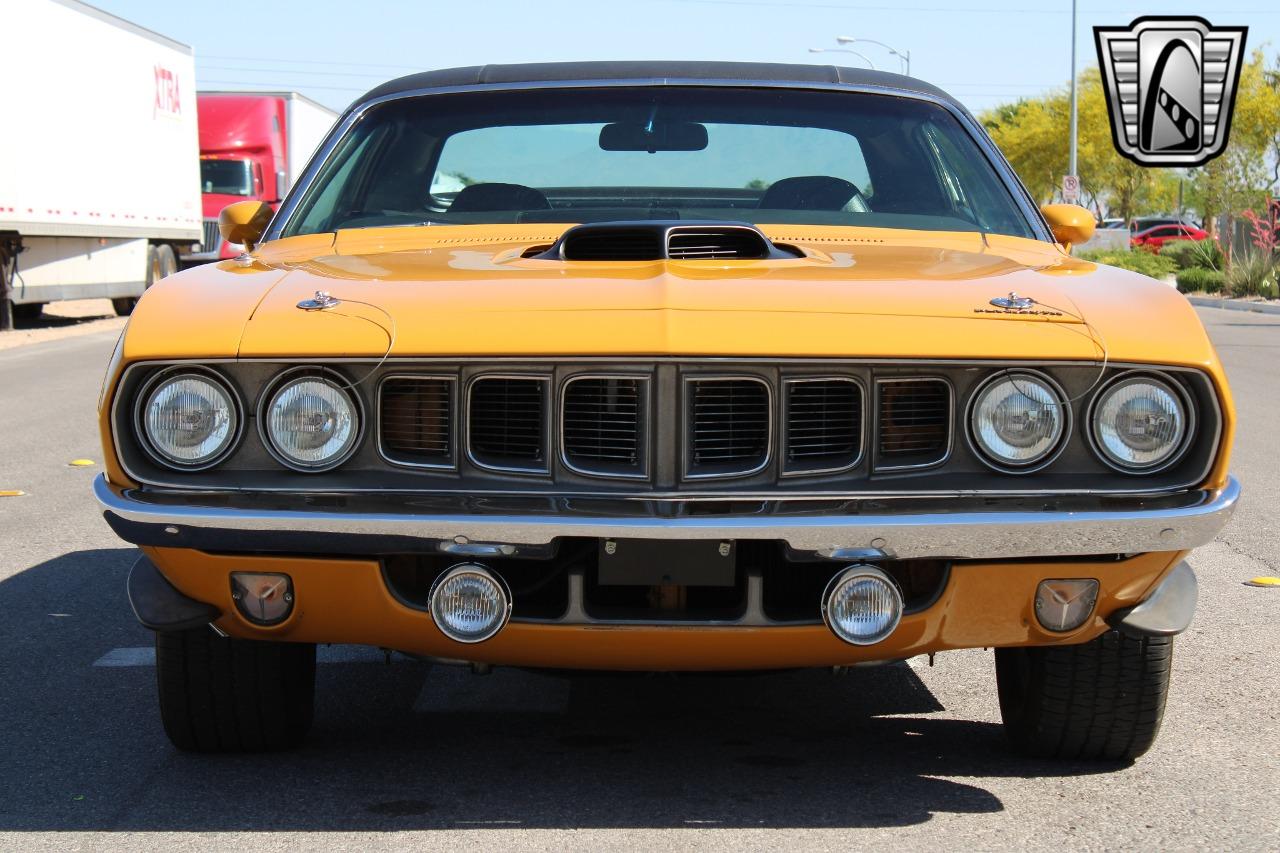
[218,200,274,251]
[1040,204,1096,250]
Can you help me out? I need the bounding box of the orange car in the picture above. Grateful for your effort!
[95,62,1237,760]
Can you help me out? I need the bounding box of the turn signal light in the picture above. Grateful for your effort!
[1034,578,1099,632]
[231,572,294,625]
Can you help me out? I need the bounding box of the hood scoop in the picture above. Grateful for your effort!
[536,221,801,261]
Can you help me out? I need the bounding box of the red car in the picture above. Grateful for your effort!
[1131,223,1207,250]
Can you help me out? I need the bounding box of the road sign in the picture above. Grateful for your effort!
[1062,175,1080,203]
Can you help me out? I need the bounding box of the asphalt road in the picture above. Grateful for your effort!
[0,308,1276,851]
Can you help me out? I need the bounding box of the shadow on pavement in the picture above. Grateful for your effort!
[0,549,1116,832]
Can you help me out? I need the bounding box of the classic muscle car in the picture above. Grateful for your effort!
[95,62,1238,760]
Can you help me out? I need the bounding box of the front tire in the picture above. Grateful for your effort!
[995,630,1172,762]
[155,628,316,752]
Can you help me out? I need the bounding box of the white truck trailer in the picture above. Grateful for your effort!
[0,0,201,329]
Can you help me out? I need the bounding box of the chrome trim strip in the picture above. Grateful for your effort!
[264,77,1051,245]
[375,373,459,470]
[779,376,866,477]
[94,473,1241,561]
[873,376,955,472]
[558,373,651,480]
[682,375,774,480]
[464,373,552,475]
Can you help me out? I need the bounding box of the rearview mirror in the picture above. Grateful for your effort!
[218,200,274,251]
[599,121,708,152]
[1040,204,1096,250]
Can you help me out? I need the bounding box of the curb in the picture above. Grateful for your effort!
[1186,296,1280,316]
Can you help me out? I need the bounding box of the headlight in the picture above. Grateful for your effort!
[1091,375,1188,471]
[969,372,1066,470]
[262,372,361,471]
[138,371,239,469]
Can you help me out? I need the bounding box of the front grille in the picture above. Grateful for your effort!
[877,378,951,467]
[784,378,863,474]
[667,228,770,260]
[468,377,549,471]
[562,376,646,477]
[200,218,220,253]
[379,376,453,467]
[687,378,771,478]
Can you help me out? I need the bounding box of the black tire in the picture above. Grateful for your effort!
[155,628,316,752]
[995,630,1173,762]
[113,243,177,316]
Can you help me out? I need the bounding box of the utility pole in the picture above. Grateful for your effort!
[1068,0,1079,187]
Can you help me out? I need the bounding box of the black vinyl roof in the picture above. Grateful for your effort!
[359,61,959,110]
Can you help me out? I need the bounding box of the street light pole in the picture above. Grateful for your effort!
[807,47,877,70]
[836,36,910,75]
[1068,0,1078,184]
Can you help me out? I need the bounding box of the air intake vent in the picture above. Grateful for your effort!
[543,221,794,262]
[877,378,951,468]
[468,377,549,472]
[379,376,454,467]
[784,378,863,474]
[687,378,771,478]
[667,227,771,260]
[561,228,663,261]
[562,376,647,477]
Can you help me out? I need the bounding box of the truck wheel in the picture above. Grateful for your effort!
[155,627,316,752]
[113,244,177,316]
[995,630,1172,762]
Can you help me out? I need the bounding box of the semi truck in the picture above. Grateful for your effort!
[0,0,201,329]
[183,92,337,264]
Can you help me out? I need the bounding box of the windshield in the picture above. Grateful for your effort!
[283,87,1035,239]
[201,158,254,196]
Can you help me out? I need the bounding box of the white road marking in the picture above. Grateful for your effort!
[92,647,155,667]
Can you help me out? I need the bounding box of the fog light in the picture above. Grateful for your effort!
[821,565,904,646]
[1035,578,1099,632]
[428,564,511,644]
[230,572,294,625]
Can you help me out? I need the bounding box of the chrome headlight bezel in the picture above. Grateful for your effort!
[1087,371,1195,474]
[965,370,1071,474]
[132,366,244,471]
[257,367,365,473]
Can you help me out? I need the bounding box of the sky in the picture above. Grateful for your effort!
[91,0,1280,116]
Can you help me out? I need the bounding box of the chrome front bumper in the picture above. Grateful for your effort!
[93,474,1240,560]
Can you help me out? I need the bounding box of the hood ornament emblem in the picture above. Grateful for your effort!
[989,292,1037,311]
[297,291,341,311]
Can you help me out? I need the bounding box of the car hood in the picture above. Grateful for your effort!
[121,224,1216,368]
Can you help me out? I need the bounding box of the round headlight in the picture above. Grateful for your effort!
[263,373,360,471]
[821,566,904,646]
[969,372,1066,470]
[1091,375,1188,471]
[428,564,511,644]
[139,371,239,468]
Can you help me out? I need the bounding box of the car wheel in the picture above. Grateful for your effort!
[995,630,1172,762]
[113,244,177,316]
[155,627,316,752]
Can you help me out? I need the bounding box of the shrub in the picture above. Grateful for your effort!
[1075,249,1178,279]
[1159,238,1223,271]
[1225,249,1279,298]
[1175,267,1225,294]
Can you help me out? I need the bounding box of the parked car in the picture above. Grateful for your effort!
[1130,215,1199,233]
[1099,217,1126,229]
[1131,223,1209,250]
[95,62,1237,761]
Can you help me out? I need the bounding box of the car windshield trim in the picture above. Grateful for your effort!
[269,80,1050,245]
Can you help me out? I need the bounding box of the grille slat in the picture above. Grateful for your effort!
[783,379,863,473]
[200,219,220,254]
[562,377,645,476]
[877,379,951,465]
[468,377,548,471]
[687,379,770,477]
[379,377,454,467]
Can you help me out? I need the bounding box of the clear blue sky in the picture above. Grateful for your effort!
[95,0,1279,115]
